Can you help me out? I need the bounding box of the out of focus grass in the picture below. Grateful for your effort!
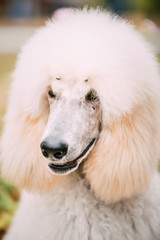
[0,178,19,237]
[0,54,19,237]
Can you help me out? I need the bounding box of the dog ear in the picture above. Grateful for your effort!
[84,99,159,203]
[0,92,63,192]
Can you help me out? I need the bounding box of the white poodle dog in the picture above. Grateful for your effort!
[1,8,160,240]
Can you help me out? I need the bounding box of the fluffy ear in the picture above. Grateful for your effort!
[84,98,159,203]
[0,91,63,192]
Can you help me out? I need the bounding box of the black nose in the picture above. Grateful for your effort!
[40,137,68,160]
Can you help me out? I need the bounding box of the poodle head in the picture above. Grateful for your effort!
[40,82,101,175]
[1,8,160,203]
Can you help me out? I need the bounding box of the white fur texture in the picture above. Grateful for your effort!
[4,174,160,240]
[1,8,160,239]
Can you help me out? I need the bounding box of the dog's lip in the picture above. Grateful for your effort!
[48,159,77,171]
[48,138,96,174]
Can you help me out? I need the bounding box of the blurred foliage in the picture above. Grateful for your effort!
[132,0,160,14]
[0,54,18,238]
[0,178,19,236]
[106,0,160,16]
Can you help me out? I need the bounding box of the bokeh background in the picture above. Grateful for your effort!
[0,0,160,238]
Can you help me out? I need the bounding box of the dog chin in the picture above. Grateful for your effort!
[47,138,96,175]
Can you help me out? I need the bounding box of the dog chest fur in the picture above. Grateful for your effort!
[4,173,160,240]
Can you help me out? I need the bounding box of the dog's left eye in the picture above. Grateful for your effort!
[86,90,98,102]
[48,90,56,98]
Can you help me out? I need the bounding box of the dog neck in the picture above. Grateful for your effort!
[76,159,91,191]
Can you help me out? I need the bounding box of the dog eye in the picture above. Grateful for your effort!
[86,91,98,102]
[48,90,56,98]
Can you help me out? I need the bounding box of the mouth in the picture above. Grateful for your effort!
[48,138,96,175]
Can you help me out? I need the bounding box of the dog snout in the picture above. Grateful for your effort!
[40,137,68,160]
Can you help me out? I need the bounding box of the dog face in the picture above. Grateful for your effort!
[1,9,160,203]
[41,81,101,175]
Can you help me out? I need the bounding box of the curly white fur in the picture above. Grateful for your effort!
[1,8,160,240]
[3,173,160,240]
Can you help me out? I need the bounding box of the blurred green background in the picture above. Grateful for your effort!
[0,0,160,238]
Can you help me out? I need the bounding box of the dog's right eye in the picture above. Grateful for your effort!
[48,90,56,98]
